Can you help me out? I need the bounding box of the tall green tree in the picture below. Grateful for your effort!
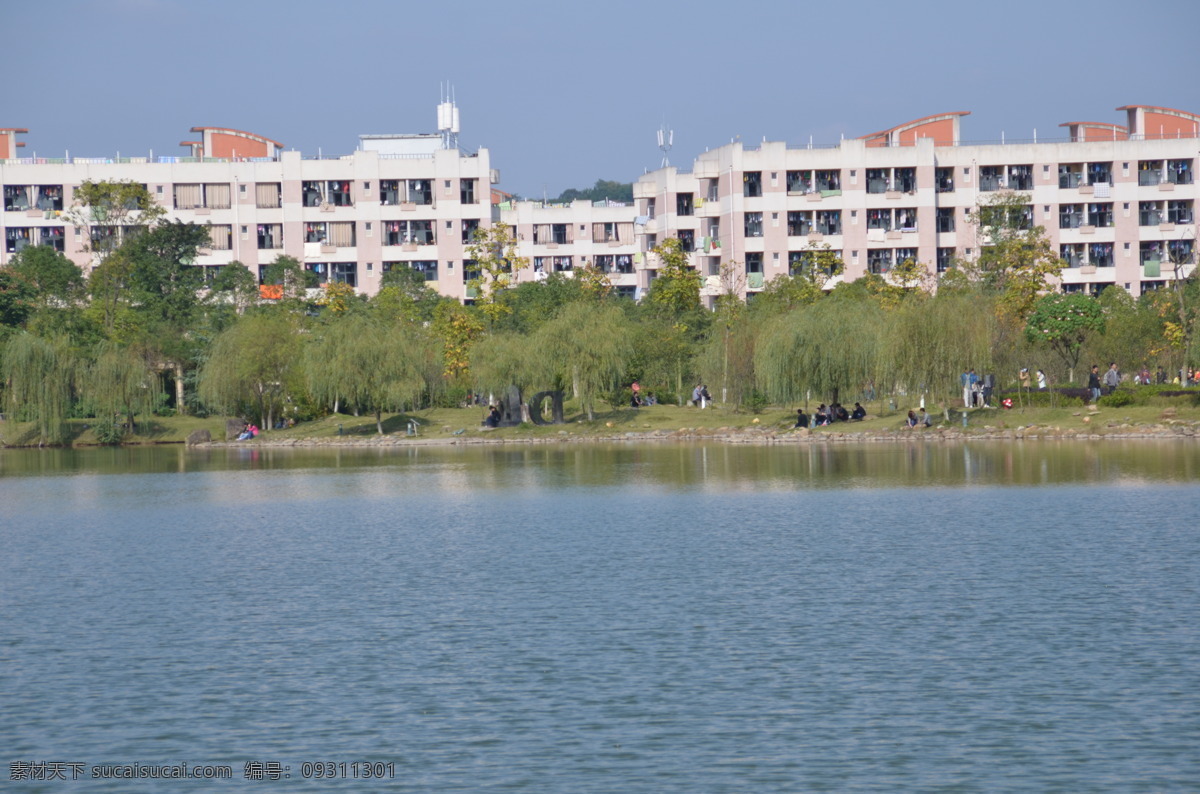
[1024,292,1105,383]
[209,261,260,316]
[306,314,432,434]
[89,341,155,436]
[64,179,165,264]
[755,298,887,408]
[2,333,77,444]
[535,301,632,421]
[970,191,1064,322]
[198,313,301,429]
[647,237,701,316]
[465,221,528,324]
[8,245,85,309]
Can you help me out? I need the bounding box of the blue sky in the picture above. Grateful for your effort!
[6,0,1199,197]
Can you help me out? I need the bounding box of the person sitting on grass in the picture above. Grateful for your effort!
[851,402,866,421]
[794,408,809,429]
[906,410,919,428]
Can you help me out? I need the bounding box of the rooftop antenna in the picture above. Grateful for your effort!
[437,82,460,150]
[657,120,673,168]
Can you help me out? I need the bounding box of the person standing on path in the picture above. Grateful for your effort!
[961,369,978,408]
[1088,365,1102,403]
[1103,362,1120,394]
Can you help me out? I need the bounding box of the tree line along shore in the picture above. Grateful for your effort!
[1,182,1198,448]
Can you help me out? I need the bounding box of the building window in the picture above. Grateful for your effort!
[1087,203,1113,228]
[1168,200,1194,224]
[460,178,477,204]
[866,169,888,194]
[936,207,955,233]
[1167,159,1194,185]
[462,218,480,244]
[1060,243,1085,268]
[815,210,841,235]
[935,167,954,193]
[1059,164,1083,189]
[1139,201,1161,226]
[867,248,893,274]
[255,183,282,208]
[1140,241,1163,265]
[256,224,281,249]
[384,261,437,282]
[379,180,401,206]
[678,229,695,252]
[5,227,33,253]
[1089,243,1114,268]
[304,222,327,243]
[866,209,892,231]
[1008,165,1033,190]
[676,193,693,216]
[330,262,357,287]
[815,170,840,192]
[302,181,324,207]
[1167,239,1195,264]
[1059,204,1083,229]
[384,220,434,245]
[787,211,812,236]
[406,180,433,205]
[979,166,1003,192]
[936,247,954,272]
[745,252,763,273]
[744,212,763,237]
[1088,162,1112,185]
[786,170,812,194]
[743,172,762,197]
[324,181,352,207]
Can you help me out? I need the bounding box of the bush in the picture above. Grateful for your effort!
[1098,389,1136,408]
[432,385,471,409]
[743,389,769,414]
[91,418,124,445]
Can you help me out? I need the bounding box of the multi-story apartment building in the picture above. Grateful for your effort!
[0,123,495,301]
[634,105,1199,302]
[1,104,1197,305]
[499,199,641,299]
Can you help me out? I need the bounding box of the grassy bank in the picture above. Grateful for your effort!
[4,396,1199,448]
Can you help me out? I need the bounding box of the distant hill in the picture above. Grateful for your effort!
[554,179,633,204]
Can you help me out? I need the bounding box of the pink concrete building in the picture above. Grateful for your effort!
[0,121,495,301]
[634,105,1199,302]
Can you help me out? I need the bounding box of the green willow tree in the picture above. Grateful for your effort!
[2,333,77,444]
[884,288,997,405]
[199,313,301,429]
[306,314,431,434]
[89,341,155,436]
[535,301,632,421]
[755,298,887,409]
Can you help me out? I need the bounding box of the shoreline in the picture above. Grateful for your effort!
[194,422,1200,449]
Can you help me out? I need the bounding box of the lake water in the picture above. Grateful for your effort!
[2,442,1198,791]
